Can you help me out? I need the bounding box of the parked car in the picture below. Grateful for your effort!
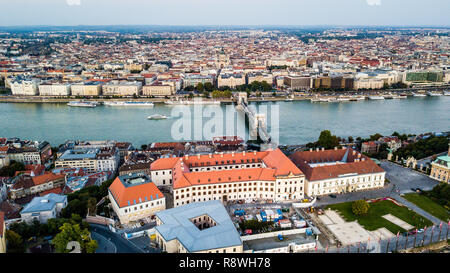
[417,228,425,233]
[411,188,417,192]
[329,194,337,198]
[278,234,284,241]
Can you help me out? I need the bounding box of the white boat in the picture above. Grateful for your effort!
[336,97,351,102]
[413,93,427,97]
[310,98,330,102]
[368,96,385,100]
[147,114,168,120]
[165,100,221,105]
[67,101,97,108]
[104,101,154,107]
[397,95,407,99]
[427,91,442,97]
[444,91,450,96]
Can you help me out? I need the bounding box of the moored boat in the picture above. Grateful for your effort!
[147,114,168,120]
[368,96,385,100]
[104,101,154,107]
[67,101,97,108]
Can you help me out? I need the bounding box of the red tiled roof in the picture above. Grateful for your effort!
[108,177,164,208]
[289,148,385,181]
[165,149,303,189]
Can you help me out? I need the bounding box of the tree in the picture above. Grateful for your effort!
[53,223,98,253]
[0,161,26,177]
[352,200,370,216]
[196,82,204,92]
[370,133,383,141]
[204,82,214,92]
[6,230,24,253]
[348,136,354,143]
[317,130,339,149]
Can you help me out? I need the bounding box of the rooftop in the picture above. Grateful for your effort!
[155,200,242,252]
[21,193,67,214]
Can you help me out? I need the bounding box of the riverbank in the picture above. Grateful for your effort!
[0,88,448,104]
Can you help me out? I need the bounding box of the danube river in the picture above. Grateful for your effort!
[0,96,449,147]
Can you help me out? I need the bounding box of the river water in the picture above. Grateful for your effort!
[0,96,449,147]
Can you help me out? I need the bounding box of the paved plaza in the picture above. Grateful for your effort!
[382,214,414,230]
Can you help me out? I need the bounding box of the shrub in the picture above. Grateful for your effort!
[352,200,370,216]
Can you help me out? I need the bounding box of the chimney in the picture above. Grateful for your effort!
[209,153,212,158]
[232,152,235,157]
[321,147,324,151]
[358,153,361,158]
[316,148,319,152]
[197,154,200,159]
[220,152,224,158]
[352,150,356,155]
[334,147,337,150]
[361,158,365,161]
[243,151,246,156]
[185,155,189,160]
[309,148,312,152]
[254,151,257,155]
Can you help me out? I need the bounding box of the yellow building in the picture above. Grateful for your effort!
[430,145,450,183]
[108,173,166,225]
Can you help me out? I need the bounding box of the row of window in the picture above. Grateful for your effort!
[123,200,163,213]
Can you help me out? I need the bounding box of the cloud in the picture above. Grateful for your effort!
[366,0,381,6]
[66,0,82,6]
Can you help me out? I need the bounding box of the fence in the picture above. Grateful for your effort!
[241,227,308,241]
[309,223,450,253]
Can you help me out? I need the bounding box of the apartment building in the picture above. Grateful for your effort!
[247,72,273,85]
[182,74,214,88]
[142,82,174,97]
[150,149,305,207]
[108,173,165,224]
[154,200,243,253]
[354,78,384,90]
[20,193,67,224]
[284,76,311,90]
[10,79,39,96]
[102,81,142,96]
[6,147,42,165]
[218,73,246,88]
[10,172,66,200]
[71,82,103,96]
[38,83,71,96]
[55,147,119,173]
[290,147,386,197]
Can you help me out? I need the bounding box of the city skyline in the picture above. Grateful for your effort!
[0,0,449,27]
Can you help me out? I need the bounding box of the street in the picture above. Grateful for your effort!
[89,224,144,253]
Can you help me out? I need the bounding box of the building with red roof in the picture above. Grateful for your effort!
[289,147,386,197]
[150,148,305,207]
[108,173,165,225]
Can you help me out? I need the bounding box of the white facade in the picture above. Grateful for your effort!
[38,83,71,96]
[10,80,38,96]
[109,191,166,224]
[305,172,385,197]
[102,81,142,96]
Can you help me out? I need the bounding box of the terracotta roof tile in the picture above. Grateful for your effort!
[108,176,164,208]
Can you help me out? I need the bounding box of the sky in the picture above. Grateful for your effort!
[0,0,448,27]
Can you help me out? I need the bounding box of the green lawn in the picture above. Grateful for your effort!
[403,193,450,222]
[327,200,433,234]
